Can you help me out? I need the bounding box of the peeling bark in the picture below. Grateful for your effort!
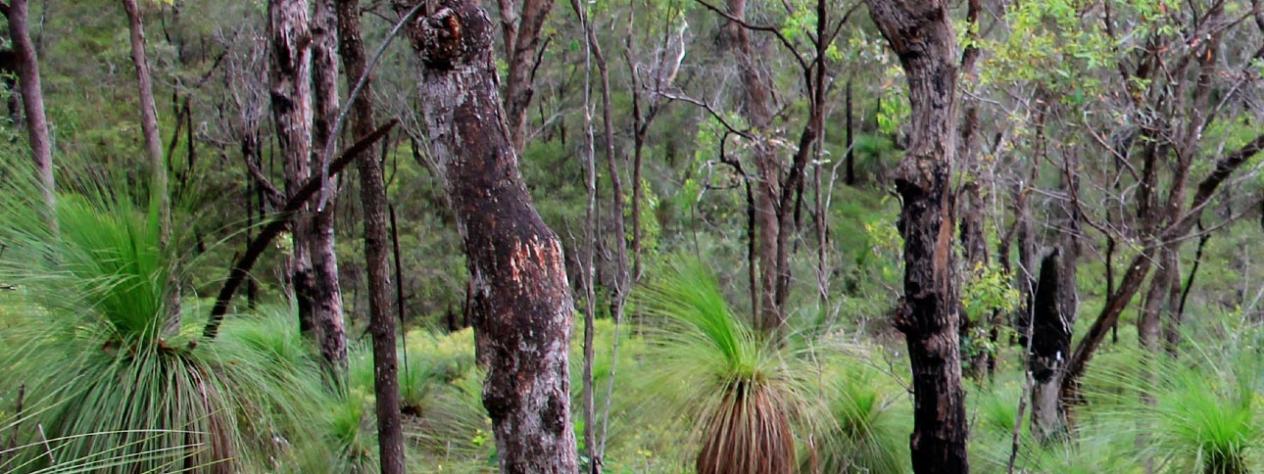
[401,2,578,472]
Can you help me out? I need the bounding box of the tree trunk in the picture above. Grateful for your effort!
[498,0,554,152]
[845,78,855,186]
[864,0,969,471]
[401,2,578,471]
[269,0,318,334]
[335,1,405,472]
[121,0,169,243]
[725,0,786,333]
[1029,250,1072,440]
[5,0,55,232]
[310,0,347,369]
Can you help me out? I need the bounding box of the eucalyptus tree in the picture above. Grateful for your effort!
[400,0,579,471]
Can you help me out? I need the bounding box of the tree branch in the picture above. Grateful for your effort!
[200,119,398,342]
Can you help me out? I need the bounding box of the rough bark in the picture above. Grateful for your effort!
[864,0,968,471]
[5,0,55,232]
[121,0,169,243]
[498,0,554,152]
[268,0,318,334]
[310,0,347,368]
[401,2,578,471]
[335,1,406,472]
[1029,250,1072,440]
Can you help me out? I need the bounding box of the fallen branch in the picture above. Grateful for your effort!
[200,120,398,341]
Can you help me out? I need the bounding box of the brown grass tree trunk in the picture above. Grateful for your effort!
[268,0,318,334]
[335,1,405,471]
[4,0,55,231]
[309,0,347,368]
[401,2,578,471]
[864,0,969,471]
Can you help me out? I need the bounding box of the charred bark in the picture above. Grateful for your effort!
[401,1,578,472]
[1029,250,1072,440]
[864,0,968,471]
[335,1,406,471]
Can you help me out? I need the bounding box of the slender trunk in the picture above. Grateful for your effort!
[335,1,405,471]
[500,0,554,152]
[845,78,855,186]
[310,0,347,368]
[122,0,169,243]
[1168,228,1209,355]
[864,1,968,471]
[571,0,600,469]
[5,0,55,232]
[573,1,630,466]
[724,0,780,330]
[269,0,318,334]
[402,2,578,471]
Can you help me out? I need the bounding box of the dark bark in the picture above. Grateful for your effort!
[864,0,968,471]
[269,0,318,335]
[498,0,554,152]
[121,0,169,243]
[5,0,55,232]
[1029,250,1072,440]
[310,0,347,369]
[400,2,578,471]
[335,1,406,472]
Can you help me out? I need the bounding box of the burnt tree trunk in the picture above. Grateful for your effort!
[121,0,169,243]
[402,2,578,471]
[309,0,347,368]
[4,0,55,231]
[268,0,318,334]
[1029,250,1072,440]
[864,0,969,471]
[335,1,405,472]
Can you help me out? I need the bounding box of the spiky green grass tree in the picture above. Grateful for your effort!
[0,170,332,472]
[633,258,807,474]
